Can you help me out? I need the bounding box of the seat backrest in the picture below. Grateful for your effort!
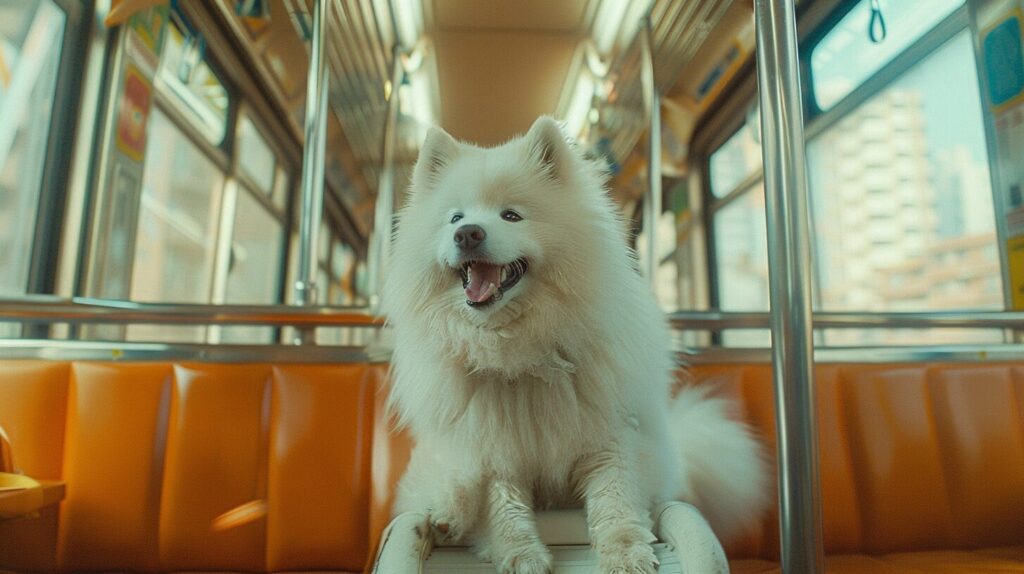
[1,360,1023,570]
[0,361,390,573]
[696,363,1024,559]
[344,362,1024,561]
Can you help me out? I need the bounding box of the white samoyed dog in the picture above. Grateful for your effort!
[384,117,769,573]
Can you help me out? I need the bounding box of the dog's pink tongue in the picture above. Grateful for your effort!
[466,263,501,302]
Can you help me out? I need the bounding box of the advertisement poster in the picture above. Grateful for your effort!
[115,65,152,162]
[981,6,1024,307]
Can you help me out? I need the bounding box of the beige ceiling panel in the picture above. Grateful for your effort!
[433,0,590,31]
[434,30,578,146]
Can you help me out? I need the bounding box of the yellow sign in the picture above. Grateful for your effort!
[1007,236,1024,309]
[106,0,167,28]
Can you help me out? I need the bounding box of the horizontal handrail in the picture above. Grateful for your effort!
[1,339,1022,365]
[0,297,1019,330]
[669,310,1023,330]
[0,296,383,327]
[0,339,380,363]
[675,343,1022,364]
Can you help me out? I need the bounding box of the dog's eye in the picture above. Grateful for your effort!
[450,213,463,224]
[501,210,523,222]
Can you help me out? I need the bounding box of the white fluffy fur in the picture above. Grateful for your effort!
[384,117,769,573]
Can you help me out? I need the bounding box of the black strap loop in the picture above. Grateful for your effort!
[869,0,888,43]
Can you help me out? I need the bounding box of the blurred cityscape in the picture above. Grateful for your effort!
[666,85,1002,345]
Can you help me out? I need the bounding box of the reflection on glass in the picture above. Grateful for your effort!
[129,109,225,341]
[714,184,769,312]
[220,188,283,343]
[709,117,761,198]
[811,0,964,110]
[226,189,283,303]
[808,32,1001,345]
[329,240,355,305]
[157,24,229,143]
[319,222,330,264]
[271,167,289,211]
[237,115,276,195]
[317,266,329,308]
[0,0,65,337]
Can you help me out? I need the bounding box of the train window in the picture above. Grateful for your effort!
[285,232,299,304]
[706,4,1001,346]
[708,117,761,198]
[319,221,331,264]
[283,225,330,305]
[807,30,1001,329]
[129,108,225,341]
[713,183,769,314]
[810,0,963,111]
[236,114,277,196]
[156,24,229,144]
[329,240,355,305]
[354,260,369,303]
[219,187,284,344]
[272,167,289,211]
[225,190,283,304]
[0,0,66,304]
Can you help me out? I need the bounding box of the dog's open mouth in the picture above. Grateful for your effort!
[457,258,529,307]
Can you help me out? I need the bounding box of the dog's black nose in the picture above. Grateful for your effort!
[454,224,486,250]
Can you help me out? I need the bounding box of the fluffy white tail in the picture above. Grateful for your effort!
[670,385,772,544]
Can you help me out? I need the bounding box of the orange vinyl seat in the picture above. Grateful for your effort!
[0,361,389,573]
[690,363,1024,572]
[1,360,1023,572]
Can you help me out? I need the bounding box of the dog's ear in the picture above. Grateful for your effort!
[525,116,574,183]
[412,126,458,192]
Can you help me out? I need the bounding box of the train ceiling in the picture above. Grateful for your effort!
[211,0,757,234]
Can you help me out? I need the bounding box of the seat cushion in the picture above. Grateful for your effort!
[730,545,1024,573]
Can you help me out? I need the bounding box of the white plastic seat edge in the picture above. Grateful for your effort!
[653,501,729,574]
[373,502,729,573]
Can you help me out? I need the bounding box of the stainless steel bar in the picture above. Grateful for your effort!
[4,339,1024,366]
[753,0,824,572]
[367,47,405,312]
[0,297,380,327]
[294,0,331,341]
[676,343,1024,365]
[639,15,662,290]
[669,311,1024,330]
[2,297,1020,330]
[0,339,376,364]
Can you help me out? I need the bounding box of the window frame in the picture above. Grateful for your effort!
[234,105,291,208]
[151,20,236,174]
[21,0,96,297]
[802,1,970,133]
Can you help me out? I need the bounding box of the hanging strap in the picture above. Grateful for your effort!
[869,0,888,43]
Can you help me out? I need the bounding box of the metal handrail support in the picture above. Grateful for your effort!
[668,310,1024,330]
[754,0,825,572]
[0,297,381,326]
[639,15,662,291]
[294,0,330,343]
[2,297,1020,330]
[367,46,405,314]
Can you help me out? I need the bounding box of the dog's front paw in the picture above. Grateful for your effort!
[496,545,553,574]
[427,509,466,544]
[598,542,659,574]
[595,527,659,574]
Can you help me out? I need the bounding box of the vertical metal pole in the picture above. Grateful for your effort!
[294,0,330,343]
[753,1,824,572]
[639,16,661,290]
[367,48,404,313]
